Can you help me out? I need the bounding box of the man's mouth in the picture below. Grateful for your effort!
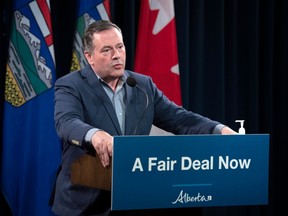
[113,64,122,69]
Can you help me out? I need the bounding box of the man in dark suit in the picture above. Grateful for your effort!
[51,20,236,216]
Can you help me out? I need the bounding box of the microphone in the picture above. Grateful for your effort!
[126,76,149,135]
[126,76,137,87]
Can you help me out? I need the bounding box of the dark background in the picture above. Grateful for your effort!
[1,0,287,215]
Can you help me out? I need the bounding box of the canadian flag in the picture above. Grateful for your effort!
[134,0,182,106]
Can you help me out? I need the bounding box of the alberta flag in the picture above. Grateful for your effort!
[71,0,110,71]
[0,0,61,215]
[134,0,182,106]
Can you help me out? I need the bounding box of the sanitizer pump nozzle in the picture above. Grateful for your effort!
[235,120,245,134]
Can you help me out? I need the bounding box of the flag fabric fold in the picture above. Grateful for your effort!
[134,0,182,106]
[0,0,61,215]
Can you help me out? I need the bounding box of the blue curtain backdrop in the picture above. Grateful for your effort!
[1,0,287,216]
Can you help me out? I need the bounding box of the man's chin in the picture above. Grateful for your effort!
[113,69,125,77]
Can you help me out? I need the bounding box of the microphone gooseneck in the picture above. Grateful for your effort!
[126,76,149,135]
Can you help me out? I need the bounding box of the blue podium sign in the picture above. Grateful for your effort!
[111,134,269,211]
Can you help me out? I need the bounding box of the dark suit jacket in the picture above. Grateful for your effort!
[51,65,220,215]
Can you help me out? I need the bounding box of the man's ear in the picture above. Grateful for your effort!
[84,50,93,64]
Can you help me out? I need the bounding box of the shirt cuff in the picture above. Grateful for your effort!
[213,124,226,134]
[85,128,100,143]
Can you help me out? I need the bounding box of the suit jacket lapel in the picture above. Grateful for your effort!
[82,66,123,135]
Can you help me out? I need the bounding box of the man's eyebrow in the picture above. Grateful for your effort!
[101,45,112,49]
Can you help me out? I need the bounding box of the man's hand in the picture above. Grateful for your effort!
[221,126,238,135]
[91,130,113,168]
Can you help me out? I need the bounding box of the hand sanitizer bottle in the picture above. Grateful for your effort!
[235,120,245,134]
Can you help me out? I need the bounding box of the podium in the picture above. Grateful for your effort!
[111,134,269,211]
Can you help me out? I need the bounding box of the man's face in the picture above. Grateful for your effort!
[85,28,126,83]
